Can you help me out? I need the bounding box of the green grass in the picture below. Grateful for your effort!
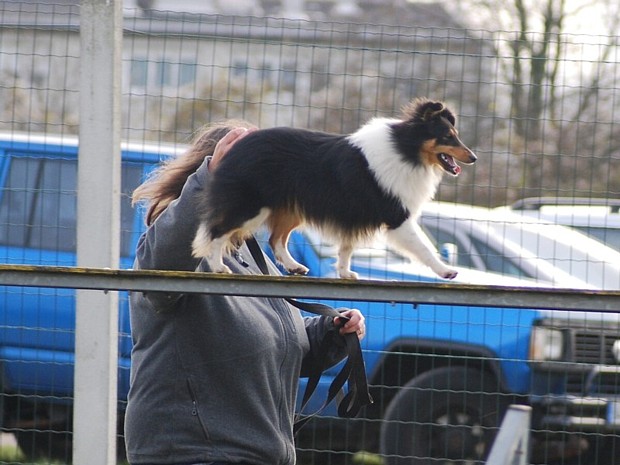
[0,443,127,465]
[352,451,384,465]
[0,441,61,465]
[0,442,26,464]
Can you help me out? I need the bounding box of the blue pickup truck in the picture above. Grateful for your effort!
[1,133,619,465]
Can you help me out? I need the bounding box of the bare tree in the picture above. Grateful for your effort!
[456,0,620,198]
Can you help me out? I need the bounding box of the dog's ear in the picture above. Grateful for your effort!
[404,98,456,126]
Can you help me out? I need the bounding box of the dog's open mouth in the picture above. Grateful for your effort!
[438,153,461,176]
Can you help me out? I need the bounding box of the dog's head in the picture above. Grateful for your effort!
[397,98,477,176]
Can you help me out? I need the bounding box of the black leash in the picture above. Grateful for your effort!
[245,237,373,433]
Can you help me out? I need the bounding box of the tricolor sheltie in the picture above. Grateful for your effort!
[192,98,477,279]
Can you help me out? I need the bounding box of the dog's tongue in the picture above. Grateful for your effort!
[439,153,461,176]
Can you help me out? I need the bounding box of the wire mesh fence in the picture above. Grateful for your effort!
[0,1,620,464]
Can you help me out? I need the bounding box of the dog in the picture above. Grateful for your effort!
[192,98,477,279]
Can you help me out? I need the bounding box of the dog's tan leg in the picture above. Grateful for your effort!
[386,221,458,280]
[336,241,358,279]
[268,210,309,275]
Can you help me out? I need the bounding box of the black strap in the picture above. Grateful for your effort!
[245,237,373,433]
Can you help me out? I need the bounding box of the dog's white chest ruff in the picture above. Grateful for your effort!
[348,117,443,216]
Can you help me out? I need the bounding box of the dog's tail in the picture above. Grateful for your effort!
[191,222,213,258]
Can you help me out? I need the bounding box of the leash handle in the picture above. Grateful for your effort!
[244,237,373,433]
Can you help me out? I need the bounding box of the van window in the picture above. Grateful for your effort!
[0,154,144,257]
[575,226,620,252]
[469,236,532,278]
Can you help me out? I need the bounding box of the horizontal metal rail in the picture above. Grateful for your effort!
[1,264,620,312]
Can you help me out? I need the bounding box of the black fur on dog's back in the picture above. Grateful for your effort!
[202,127,409,241]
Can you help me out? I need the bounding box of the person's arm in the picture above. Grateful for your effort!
[133,160,213,312]
[135,159,209,273]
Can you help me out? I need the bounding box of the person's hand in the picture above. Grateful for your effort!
[334,309,366,340]
[211,126,258,170]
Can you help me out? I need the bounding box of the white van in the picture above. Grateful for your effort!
[504,197,620,251]
[421,201,620,290]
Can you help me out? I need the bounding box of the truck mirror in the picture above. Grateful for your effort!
[440,242,458,266]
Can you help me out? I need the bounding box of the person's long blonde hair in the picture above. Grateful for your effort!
[132,120,254,226]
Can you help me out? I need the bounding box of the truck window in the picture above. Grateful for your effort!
[0,154,144,257]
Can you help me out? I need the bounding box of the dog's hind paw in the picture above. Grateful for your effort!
[338,269,359,280]
[211,263,233,274]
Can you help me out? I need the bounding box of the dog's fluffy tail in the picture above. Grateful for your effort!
[192,222,212,258]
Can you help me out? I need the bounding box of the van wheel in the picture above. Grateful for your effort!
[380,366,508,465]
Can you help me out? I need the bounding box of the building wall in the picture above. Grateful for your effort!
[1,8,493,142]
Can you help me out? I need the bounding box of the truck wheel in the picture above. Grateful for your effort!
[13,405,127,461]
[581,434,620,465]
[12,403,72,461]
[15,428,72,461]
[380,366,508,465]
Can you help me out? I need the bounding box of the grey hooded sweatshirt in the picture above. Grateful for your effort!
[124,158,345,465]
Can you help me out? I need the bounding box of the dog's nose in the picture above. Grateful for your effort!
[468,151,478,163]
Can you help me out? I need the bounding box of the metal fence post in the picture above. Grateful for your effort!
[486,405,532,465]
[75,0,122,464]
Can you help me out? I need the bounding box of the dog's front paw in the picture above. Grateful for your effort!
[432,262,458,280]
[287,265,310,275]
[441,269,458,280]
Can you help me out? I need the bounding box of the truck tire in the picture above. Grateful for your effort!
[578,434,620,465]
[13,403,72,461]
[13,403,127,461]
[380,366,508,465]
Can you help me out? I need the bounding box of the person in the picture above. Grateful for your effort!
[125,120,366,465]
